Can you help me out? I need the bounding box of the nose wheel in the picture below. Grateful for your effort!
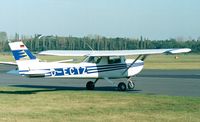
[127,80,135,89]
[118,77,135,91]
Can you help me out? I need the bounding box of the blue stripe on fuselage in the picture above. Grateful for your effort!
[18,62,144,76]
[87,62,144,73]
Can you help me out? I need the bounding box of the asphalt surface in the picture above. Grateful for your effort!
[0,64,200,96]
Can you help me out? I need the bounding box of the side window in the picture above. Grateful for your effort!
[95,57,102,64]
[86,56,102,64]
[108,56,121,64]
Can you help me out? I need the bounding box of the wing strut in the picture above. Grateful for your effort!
[122,55,142,75]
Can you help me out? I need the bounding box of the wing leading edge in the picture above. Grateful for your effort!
[39,48,191,57]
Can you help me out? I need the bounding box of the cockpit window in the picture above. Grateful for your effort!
[85,56,102,64]
[108,56,121,64]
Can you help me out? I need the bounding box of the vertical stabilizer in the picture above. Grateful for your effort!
[9,41,36,61]
[9,41,39,75]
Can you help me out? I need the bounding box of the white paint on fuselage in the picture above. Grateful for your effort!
[18,58,144,79]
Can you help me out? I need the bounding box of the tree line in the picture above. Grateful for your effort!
[0,35,200,53]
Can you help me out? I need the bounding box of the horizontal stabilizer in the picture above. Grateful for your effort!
[21,69,50,77]
[0,61,17,66]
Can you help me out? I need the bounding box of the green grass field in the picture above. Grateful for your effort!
[0,54,200,121]
[143,54,200,69]
[0,87,199,122]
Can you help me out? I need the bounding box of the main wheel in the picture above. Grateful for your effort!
[86,81,95,90]
[127,81,135,89]
[118,82,127,91]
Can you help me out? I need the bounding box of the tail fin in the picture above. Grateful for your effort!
[9,41,40,75]
[9,41,36,61]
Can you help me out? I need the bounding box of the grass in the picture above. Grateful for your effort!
[0,87,199,122]
[143,54,200,69]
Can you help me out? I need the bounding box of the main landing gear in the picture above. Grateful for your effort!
[86,79,98,90]
[86,77,135,91]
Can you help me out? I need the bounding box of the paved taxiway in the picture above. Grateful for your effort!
[0,65,199,96]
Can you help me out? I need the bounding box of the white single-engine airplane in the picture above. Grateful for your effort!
[1,41,191,91]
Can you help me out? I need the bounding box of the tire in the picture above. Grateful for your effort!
[127,81,135,89]
[118,82,127,91]
[86,81,95,90]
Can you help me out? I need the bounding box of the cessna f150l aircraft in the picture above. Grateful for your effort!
[1,41,191,91]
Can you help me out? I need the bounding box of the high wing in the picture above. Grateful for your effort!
[39,48,191,57]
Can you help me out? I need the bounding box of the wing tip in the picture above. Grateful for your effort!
[168,48,191,54]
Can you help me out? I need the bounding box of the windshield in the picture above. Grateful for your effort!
[84,56,102,64]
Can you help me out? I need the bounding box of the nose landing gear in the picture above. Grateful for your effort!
[118,77,135,91]
[127,78,135,89]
